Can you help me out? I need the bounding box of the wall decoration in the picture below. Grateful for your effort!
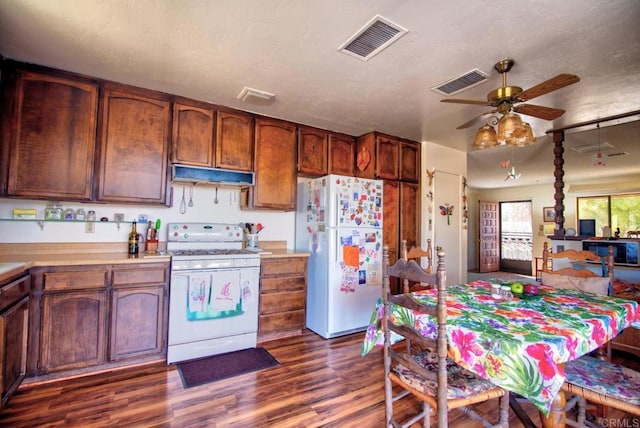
[439,203,454,225]
[426,168,436,186]
[543,207,555,223]
[462,177,468,229]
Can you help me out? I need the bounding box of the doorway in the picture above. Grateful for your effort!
[499,201,533,275]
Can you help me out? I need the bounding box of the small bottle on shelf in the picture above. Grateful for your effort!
[128,221,139,255]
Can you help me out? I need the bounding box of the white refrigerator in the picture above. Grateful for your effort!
[295,174,384,338]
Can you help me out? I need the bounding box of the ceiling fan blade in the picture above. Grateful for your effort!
[456,110,497,129]
[517,74,580,101]
[514,104,565,120]
[441,99,492,106]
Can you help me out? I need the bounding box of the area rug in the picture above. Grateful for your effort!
[177,347,280,388]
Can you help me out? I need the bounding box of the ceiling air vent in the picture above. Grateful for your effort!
[338,15,408,61]
[431,69,490,96]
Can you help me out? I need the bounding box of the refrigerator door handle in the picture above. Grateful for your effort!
[335,193,342,265]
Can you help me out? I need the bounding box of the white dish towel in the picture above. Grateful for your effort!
[188,273,210,313]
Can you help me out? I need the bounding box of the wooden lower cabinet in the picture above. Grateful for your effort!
[40,290,107,372]
[109,264,168,361]
[30,262,168,376]
[258,256,308,343]
[0,273,30,408]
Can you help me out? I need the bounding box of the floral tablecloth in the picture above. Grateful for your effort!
[361,280,640,414]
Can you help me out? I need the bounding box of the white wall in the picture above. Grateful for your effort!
[0,184,295,247]
[422,142,467,284]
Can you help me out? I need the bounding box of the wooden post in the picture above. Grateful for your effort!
[552,131,565,237]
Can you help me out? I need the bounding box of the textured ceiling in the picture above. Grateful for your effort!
[1,0,639,188]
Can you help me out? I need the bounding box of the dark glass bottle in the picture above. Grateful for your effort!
[128,221,139,255]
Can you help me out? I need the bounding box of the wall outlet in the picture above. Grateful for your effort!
[85,222,95,233]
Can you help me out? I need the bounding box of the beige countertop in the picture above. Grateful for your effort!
[0,241,308,282]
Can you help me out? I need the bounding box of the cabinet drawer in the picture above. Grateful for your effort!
[44,271,107,290]
[261,258,307,277]
[112,265,168,286]
[0,274,30,311]
[260,276,305,292]
[260,290,305,314]
[259,310,305,333]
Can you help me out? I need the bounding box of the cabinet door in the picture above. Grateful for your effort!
[297,126,328,176]
[40,290,107,373]
[215,110,253,171]
[7,70,98,200]
[243,117,297,211]
[399,140,421,183]
[383,180,400,266]
[1,296,28,407]
[376,135,399,180]
[110,286,165,361]
[383,181,400,294]
[171,102,215,167]
[400,182,420,250]
[328,133,355,176]
[97,86,171,205]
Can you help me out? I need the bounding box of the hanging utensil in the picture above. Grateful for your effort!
[214,187,219,204]
[180,187,187,214]
[188,185,194,207]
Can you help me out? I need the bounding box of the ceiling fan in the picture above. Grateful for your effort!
[442,59,580,129]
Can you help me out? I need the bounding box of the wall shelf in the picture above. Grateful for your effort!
[0,218,126,231]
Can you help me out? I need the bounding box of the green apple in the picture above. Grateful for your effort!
[510,282,524,294]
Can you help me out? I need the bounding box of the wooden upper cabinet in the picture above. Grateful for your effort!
[171,105,252,171]
[242,117,297,211]
[376,135,399,180]
[171,102,215,167]
[399,140,421,183]
[6,70,98,201]
[215,110,253,171]
[97,85,171,205]
[297,126,328,176]
[328,133,355,176]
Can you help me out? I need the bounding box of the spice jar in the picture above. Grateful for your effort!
[44,202,63,220]
[87,210,96,222]
[63,208,75,220]
[75,208,86,221]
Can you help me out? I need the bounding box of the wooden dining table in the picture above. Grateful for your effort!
[361,279,640,428]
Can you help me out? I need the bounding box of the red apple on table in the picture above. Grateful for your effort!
[523,283,540,296]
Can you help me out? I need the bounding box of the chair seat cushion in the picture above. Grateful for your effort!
[565,355,640,405]
[392,349,499,399]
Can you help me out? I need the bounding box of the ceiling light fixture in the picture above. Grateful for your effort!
[591,123,608,167]
[472,110,536,149]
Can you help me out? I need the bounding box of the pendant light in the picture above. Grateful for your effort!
[591,123,608,167]
[473,124,499,149]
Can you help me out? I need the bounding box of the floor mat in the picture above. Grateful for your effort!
[177,347,280,388]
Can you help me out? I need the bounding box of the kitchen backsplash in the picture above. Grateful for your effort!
[0,185,295,246]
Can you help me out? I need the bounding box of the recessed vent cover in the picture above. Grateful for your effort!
[571,141,614,154]
[431,69,490,96]
[338,15,408,61]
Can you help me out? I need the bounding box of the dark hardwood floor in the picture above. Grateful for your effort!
[1,330,637,427]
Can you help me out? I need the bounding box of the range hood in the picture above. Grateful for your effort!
[172,164,254,186]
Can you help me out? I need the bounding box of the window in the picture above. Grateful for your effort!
[577,194,640,237]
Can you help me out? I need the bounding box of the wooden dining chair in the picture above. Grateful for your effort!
[541,243,640,425]
[400,239,434,293]
[382,245,509,427]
